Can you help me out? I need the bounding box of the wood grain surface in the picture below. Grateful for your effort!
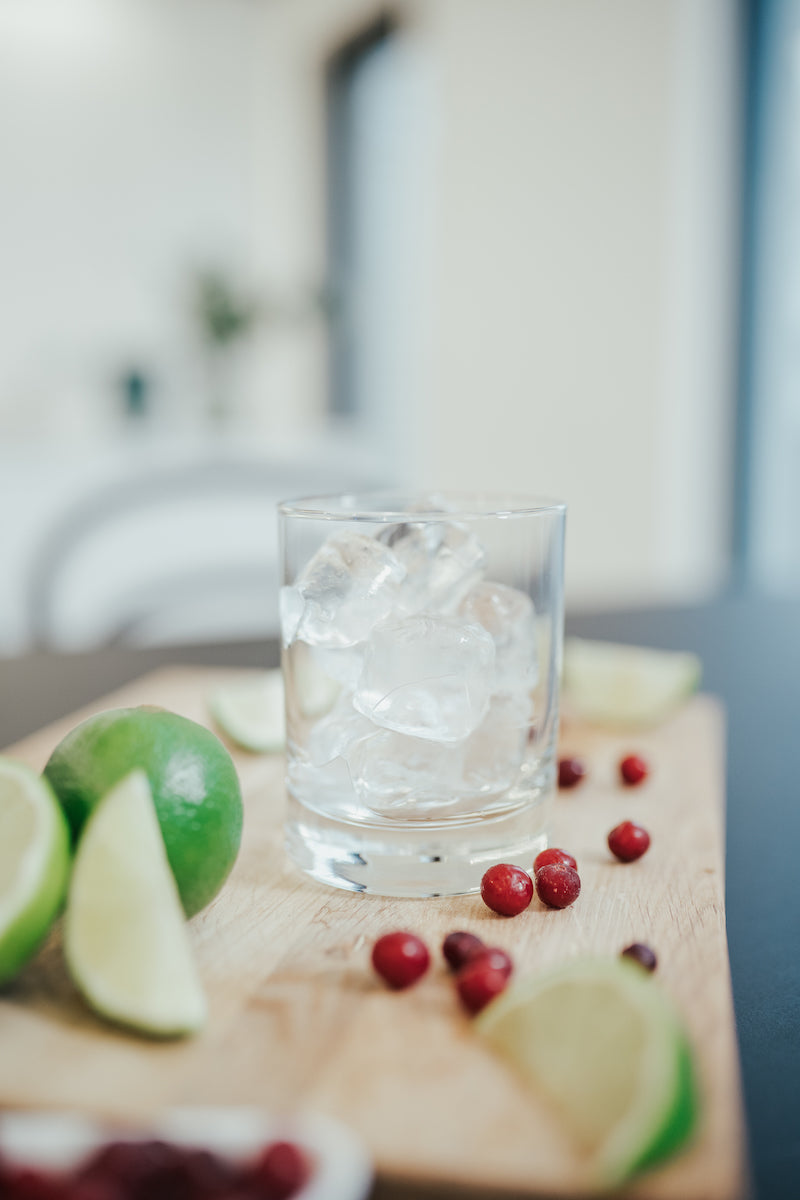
[0,668,748,1199]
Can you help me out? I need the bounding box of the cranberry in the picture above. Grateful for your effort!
[65,1180,123,1200]
[465,946,513,979]
[621,942,658,972]
[372,931,430,989]
[456,959,510,1014]
[480,864,533,916]
[64,1181,123,1200]
[79,1140,200,1200]
[608,820,651,862]
[2,1168,68,1200]
[533,847,577,874]
[442,930,485,971]
[245,1141,310,1200]
[177,1149,238,1196]
[558,757,586,789]
[619,754,649,786]
[535,863,581,909]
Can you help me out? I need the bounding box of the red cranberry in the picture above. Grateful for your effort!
[608,820,651,862]
[2,1168,68,1200]
[372,931,430,989]
[442,930,485,971]
[621,942,658,972]
[619,754,649,786]
[533,847,577,874]
[65,1182,124,1200]
[245,1140,310,1200]
[465,946,513,979]
[558,757,586,789]
[79,1140,193,1200]
[456,959,510,1014]
[480,864,533,916]
[535,863,581,909]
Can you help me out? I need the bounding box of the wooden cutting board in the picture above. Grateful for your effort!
[0,668,748,1199]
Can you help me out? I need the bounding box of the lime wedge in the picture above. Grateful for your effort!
[0,759,70,984]
[563,639,701,728]
[209,671,285,753]
[475,958,699,1185]
[64,770,206,1037]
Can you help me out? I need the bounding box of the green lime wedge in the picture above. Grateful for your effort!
[475,958,699,1186]
[209,671,286,753]
[563,638,701,728]
[0,758,71,985]
[64,770,206,1037]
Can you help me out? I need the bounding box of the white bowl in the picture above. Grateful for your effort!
[0,1107,373,1200]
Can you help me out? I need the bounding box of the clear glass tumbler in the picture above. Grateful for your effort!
[278,491,566,897]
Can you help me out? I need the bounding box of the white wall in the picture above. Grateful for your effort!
[0,0,262,435]
[252,0,742,607]
[0,0,743,652]
[406,0,741,608]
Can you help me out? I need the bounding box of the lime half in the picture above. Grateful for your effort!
[563,639,701,728]
[0,758,70,985]
[65,770,206,1037]
[476,958,699,1186]
[209,671,286,753]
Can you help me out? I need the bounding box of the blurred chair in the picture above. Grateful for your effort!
[26,457,379,651]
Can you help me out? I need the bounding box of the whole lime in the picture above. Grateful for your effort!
[44,707,243,917]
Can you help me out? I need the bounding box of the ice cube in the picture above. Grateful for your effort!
[353,614,495,742]
[289,642,342,717]
[307,645,364,690]
[280,532,405,649]
[347,728,466,811]
[306,695,375,766]
[459,581,538,694]
[380,521,486,614]
[461,694,531,795]
[287,753,358,813]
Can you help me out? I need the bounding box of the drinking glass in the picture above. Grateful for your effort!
[278,492,566,897]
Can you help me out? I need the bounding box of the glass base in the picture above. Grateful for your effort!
[284,787,553,898]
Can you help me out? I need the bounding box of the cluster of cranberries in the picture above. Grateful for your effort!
[0,1138,311,1200]
[558,751,653,864]
[558,752,650,790]
[371,749,657,1013]
[480,853,583,916]
[371,929,513,1015]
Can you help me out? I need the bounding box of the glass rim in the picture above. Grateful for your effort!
[277,490,567,522]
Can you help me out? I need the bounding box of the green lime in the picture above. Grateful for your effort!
[475,958,699,1185]
[209,671,285,753]
[563,638,701,728]
[0,758,71,985]
[44,707,242,917]
[65,770,206,1037]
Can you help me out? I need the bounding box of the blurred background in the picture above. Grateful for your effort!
[0,0,796,656]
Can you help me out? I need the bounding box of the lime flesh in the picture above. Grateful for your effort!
[209,671,285,753]
[563,639,701,728]
[0,759,70,985]
[476,958,699,1185]
[65,770,206,1037]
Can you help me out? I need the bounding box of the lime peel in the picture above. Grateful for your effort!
[44,706,243,918]
[65,769,206,1038]
[0,758,70,985]
[475,957,700,1186]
